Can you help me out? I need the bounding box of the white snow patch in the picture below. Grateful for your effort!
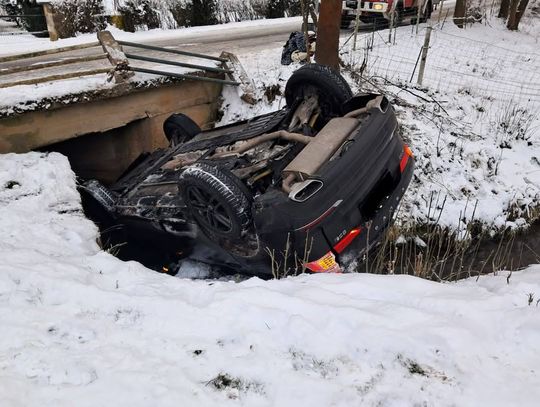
[1,151,540,406]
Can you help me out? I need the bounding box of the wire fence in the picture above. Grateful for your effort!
[343,22,540,108]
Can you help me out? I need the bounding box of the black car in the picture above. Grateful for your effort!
[81,64,414,276]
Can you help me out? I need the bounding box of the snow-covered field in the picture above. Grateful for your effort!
[1,152,540,406]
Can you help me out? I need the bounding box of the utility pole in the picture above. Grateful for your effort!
[315,0,342,70]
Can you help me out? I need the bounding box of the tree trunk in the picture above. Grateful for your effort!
[507,0,520,29]
[453,0,466,28]
[508,0,530,29]
[498,0,510,18]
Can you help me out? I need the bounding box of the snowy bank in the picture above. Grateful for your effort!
[1,153,540,406]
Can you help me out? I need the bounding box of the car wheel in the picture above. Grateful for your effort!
[285,63,353,119]
[78,180,123,249]
[163,113,201,147]
[179,162,252,240]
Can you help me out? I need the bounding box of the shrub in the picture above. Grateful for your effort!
[1,0,47,34]
[250,0,268,17]
[266,0,302,18]
[219,0,263,23]
[266,0,285,18]
[169,1,192,27]
[52,0,106,38]
[286,0,302,16]
[191,0,218,26]
[0,0,19,17]
[118,0,161,32]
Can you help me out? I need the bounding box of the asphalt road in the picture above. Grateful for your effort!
[0,3,455,86]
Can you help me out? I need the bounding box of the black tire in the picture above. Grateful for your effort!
[79,180,117,213]
[285,64,353,118]
[179,162,252,240]
[163,113,201,147]
[78,180,124,249]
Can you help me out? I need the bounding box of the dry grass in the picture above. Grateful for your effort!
[353,214,540,282]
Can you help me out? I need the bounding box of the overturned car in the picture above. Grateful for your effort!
[81,64,414,276]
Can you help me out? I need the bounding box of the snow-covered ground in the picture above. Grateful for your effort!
[1,152,540,406]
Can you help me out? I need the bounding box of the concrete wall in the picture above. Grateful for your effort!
[0,79,223,184]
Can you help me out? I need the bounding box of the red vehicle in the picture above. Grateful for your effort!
[341,0,433,27]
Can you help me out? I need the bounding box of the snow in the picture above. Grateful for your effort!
[0,17,302,58]
[0,17,301,116]
[218,19,540,232]
[1,151,540,406]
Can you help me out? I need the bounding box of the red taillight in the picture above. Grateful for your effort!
[333,227,362,253]
[400,144,414,173]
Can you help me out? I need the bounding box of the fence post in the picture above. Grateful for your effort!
[438,0,445,23]
[40,2,58,41]
[417,25,432,86]
[388,0,398,44]
[352,2,362,51]
[416,0,424,34]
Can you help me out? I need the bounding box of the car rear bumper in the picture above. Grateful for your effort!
[248,100,414,273]
[339,151,414,258]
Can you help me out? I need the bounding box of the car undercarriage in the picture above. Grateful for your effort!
[80,64,414,276]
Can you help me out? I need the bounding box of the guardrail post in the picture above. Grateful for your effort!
[40,2,58,41]
[220,51,256,104]
[97,31,134,83]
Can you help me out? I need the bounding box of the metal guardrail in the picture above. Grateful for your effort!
[0,30,247,90]
[124,53,232,75]
[111,37,239,86]
[129,66,240,86]
[0,14,44,18]
[118,41,228,63]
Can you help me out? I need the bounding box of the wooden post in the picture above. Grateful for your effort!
[438,0,445,23]
[41,2,58,41]
[453,0,466,28]
[417,25,432,86]
[315,0,342,70]
[388,0,398,44]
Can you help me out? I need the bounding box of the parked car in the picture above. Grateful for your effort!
[341,0,434,28]
[80,64,414,276]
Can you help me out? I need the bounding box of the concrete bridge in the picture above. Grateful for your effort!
[0,77,223,184]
